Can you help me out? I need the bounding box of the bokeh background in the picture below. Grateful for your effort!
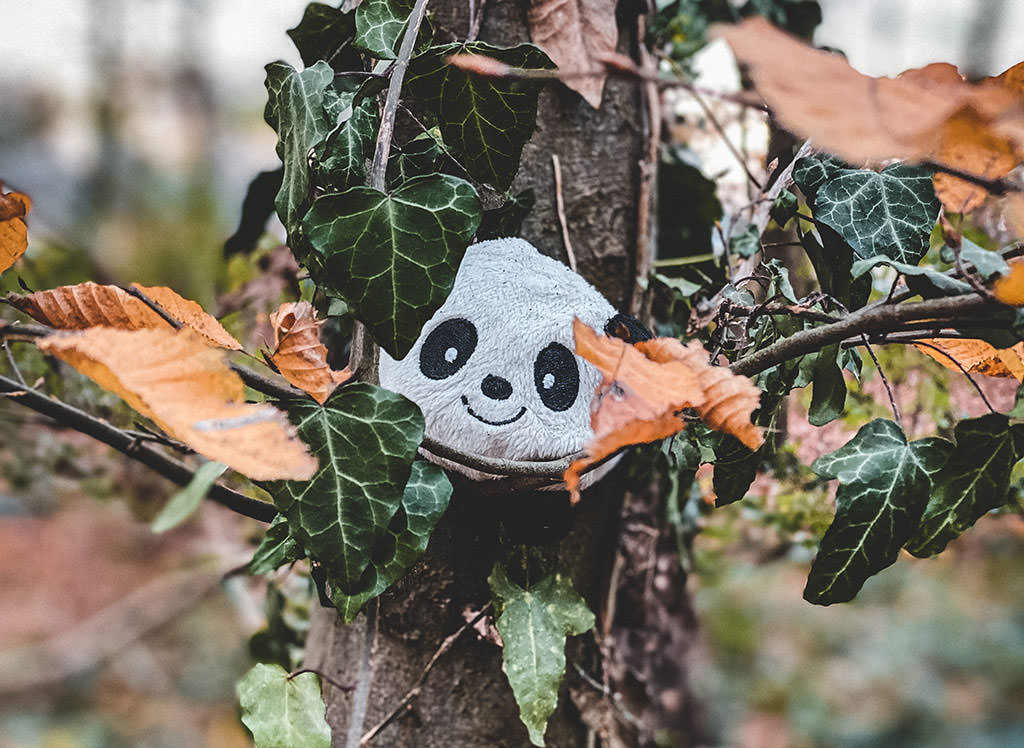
[2,1,1024,746]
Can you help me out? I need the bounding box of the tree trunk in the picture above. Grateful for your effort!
[304,3,706,746]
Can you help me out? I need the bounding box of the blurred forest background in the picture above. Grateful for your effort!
[3,1,1024,747]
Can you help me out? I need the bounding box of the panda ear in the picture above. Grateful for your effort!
[604,313,653,343]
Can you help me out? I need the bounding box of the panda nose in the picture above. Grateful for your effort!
[481,374,512,400]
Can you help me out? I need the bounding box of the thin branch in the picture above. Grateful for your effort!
[730,293,1007,378]
[420,436,583,479]
[922,160,1020,197]
[631,25,660,317]
[123,285,183,329]
[551,153,577,273]
[288,667,355,693]
[900,338,997,414]
[361,605,492,744]
[686,86,763,191]
[860,335,902,426]
[368,0,430,192]
[2,339,26,385]
[0,373,278,522]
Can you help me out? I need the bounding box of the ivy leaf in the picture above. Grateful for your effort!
[313,97,380,191]
[712,435,760,507]
[303,174,481,359]
[850,255,972,297]
[264,384,424,590]
[355,0,416,59]
[247,515,304,576]
[236,663,330,748]
[264,61,338,246]
[407,42,554,190]
[812,162,941,265]
[287,3,360,72]
[489,565,594,747]
[331,460,452,621]
[905,413,1024,557]
[807,344,846,426]
[806,420,953,604]
[959,238,1009,280]
[385,130,447,188]
[151,461,228,533]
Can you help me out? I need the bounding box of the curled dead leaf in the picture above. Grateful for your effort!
[527,0,618,108]
[38,327,316,480]
[0,186,30,275]
[715,18,1024,195]
[269,301,349,404]
[564,319,762,502]
[994,258,1024,306]
[7,282,242,349]
[913,337,1024,382]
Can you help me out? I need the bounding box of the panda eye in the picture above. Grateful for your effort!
[420,318,477,380]
[534,342,579,412]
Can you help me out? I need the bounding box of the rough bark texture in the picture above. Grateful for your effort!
[304,2,704,745]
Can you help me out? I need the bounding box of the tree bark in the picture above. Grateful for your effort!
[304,3,706,746]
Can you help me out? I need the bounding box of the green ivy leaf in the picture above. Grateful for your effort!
[806,420,952,604]
[237,663,331,748]
[303,174,481,359]
[407,42,554,190]
[850,255,972,297]
[313,97,380,191]
[331,459,452,621]
[489,565,594,747]
[729,223,760,258]
[355,0,415,59]
[386,130,447,188]
[264,61,338,247]
[247,515,304,576]
[712,435,759,507]
[807,344,846,426]
[287,3,360,71]
[812,162,941,265]
[959,238,1009,280]
[151,461,227,533]
[264,384,424,590]
[905,414,1024,558]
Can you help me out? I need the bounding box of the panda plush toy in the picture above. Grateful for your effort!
[380,237,647,489]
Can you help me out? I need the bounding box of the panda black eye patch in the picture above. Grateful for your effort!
[534,342,579,412]
[420,318,477,380]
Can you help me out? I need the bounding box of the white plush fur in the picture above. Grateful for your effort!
[379,238,616,480]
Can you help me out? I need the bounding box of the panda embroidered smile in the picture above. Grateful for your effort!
[379,237,619,481]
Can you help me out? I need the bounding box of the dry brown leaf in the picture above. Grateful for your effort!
[269,301,349,404]
[913,338,1024,381]
[38,327,316,480]
[0,187,30,275]
[994,258,1024,306]
[528,0,618,108]
[7,282,242,349]
[715,19,1024,178]
[930,109,1018,213]
[639,337,764,451]
[564,320,762,502]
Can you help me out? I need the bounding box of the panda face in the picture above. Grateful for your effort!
[378,238,616,472]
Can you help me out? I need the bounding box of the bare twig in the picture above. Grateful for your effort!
[0,372,277,522]
[361,605,492,744]
[551,154,577,273]
[466,0,486,42]
[860,335,902,426]
[288,667,355,693]
[631,25,660,317]
[922,160,1021,197]
[2,339,26,386]
[902,338,997,414]
[686,86,763,191]
[123,285,183,329]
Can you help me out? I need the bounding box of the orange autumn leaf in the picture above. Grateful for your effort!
[714,19,1024,184]
[269,301,349,404]
[913,338,1024,382]
[994,258,1024,306]
[564,320,763,502]
[0,186,30,274]
[38,327,317,480]
[7,282,242,349]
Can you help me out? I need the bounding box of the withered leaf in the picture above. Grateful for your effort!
[269,301,350,404]
[994,258,1024,306]
[0,187,30,275]
[914,337,1024,381]
[7,282,242,350]
[38,327,317,480]
[565,320,762,502]
[527,0,618,108]
[715,19,1024,181]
